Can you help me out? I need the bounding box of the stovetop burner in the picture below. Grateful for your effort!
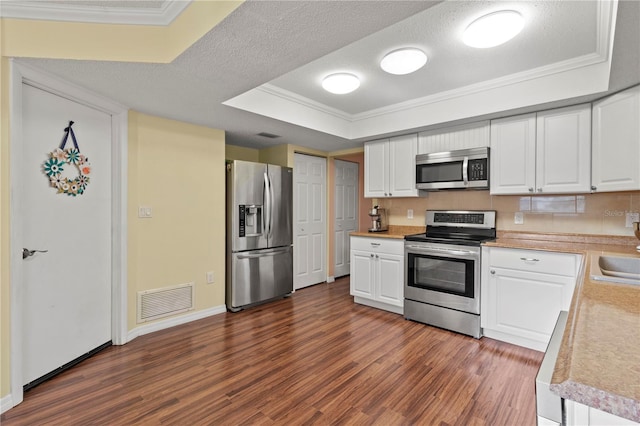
[404,233,495,246]
[405,210,497,246]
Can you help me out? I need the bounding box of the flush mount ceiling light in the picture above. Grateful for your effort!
[380,48,427,75]
[322,73,360,94]
[463,10,525,48]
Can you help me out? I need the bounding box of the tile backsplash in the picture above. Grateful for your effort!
[375,190,640,236]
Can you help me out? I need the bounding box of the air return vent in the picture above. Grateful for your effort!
[256,132,280,139]
[137,282,194,323]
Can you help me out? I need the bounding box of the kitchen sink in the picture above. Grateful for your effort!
[590,255,640,285]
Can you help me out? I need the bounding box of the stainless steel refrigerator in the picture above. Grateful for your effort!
[226,160,293,311]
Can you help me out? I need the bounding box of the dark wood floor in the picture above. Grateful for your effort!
[2,277,543,425]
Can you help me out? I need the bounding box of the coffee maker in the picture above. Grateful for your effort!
[368,206,388,232]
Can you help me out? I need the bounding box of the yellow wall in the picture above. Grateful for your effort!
[258,144,290,167]
[127,112,226,329]
[0,1,243,62]
[225,145,260,162]
[377,191,640,236]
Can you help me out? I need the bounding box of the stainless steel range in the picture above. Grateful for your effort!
[404,210,496,338]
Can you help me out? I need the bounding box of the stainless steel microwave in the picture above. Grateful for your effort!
[415,147,489,190]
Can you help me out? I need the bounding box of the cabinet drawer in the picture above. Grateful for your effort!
[351,236,404,255]
[488,247,578,277]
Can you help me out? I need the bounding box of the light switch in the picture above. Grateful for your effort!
[407,209,414,219]
[138,206,152,218]
[206,271,215,284]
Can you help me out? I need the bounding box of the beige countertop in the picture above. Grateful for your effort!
[350,225,425,240]
[485,231,640,422]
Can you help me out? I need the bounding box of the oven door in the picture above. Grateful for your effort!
[405,243,480,314]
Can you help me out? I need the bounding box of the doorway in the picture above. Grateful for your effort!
[293,153,327,289]
[333,160,358,278]
[9,61,127,408]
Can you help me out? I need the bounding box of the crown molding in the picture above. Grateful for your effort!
[0,0,191,26]
[259,84,354,122]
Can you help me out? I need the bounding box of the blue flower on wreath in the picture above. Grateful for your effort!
[65,148,81,165]
[43,158,64,176]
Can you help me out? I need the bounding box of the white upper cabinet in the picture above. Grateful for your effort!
[417,121,490,154]
[490,104,591,195]
[364,134,418,198]
[591,85,640,192]
[536,104,591,194]
[490,113,537,194]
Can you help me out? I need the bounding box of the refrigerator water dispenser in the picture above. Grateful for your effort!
[239,204,263,237]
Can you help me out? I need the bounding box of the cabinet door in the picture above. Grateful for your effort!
[592,85,640,192]
[490,113,536,195]
[376,252,404,307]
[485,267,574,347]
[350,250,374,298]
[388,134,418,197]
[536,104,591,194]
[364,140,389,198]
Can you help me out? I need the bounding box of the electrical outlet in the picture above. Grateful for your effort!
[206,271,215,284]
[514,212,524,225]
[625,212,639,227]
[407,209,414,219]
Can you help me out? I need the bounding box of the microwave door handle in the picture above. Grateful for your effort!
[462,156,469,185]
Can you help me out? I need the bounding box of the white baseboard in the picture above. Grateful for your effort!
[326,276,335,283]
[1,393,15,414]
[126,304,227,343]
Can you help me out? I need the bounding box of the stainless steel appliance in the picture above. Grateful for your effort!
[415,147,489,190]
[226,160,293,311]
[404,210,496,338]
[368,206,388,232]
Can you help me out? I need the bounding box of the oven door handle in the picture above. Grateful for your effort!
[462,156,469,185]
[406,245,476,256]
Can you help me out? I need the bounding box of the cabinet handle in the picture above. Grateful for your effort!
[528,187,534,192]
[490,270,495,274]
[384,193,388,196]
[537,188,542,192]
[520,257,540,262]
[389,193,392,196]
[370,242,380,247]
[370,254,374,258]
[375,254,379,259]
[591,186,597,191]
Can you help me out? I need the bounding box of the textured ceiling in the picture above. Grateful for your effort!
[16,0,640,152]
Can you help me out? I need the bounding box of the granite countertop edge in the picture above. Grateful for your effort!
[484,231,640,422]
[350,225,426,240]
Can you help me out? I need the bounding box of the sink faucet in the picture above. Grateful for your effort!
[634,222,640,252]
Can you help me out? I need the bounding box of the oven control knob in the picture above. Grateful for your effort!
[490,270,496,274]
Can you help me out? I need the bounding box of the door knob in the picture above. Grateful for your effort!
[23,248,48,259]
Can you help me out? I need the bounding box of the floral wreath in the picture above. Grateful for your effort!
[42,121,91,197]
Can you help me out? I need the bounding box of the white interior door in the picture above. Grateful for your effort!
[21,84,112,388]
[334,160,358,278]
[293,154,326,289]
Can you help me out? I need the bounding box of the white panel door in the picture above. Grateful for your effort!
[294,154,327,289]
[334,160,358,278]
[21,84,112,387]
[376,252,403,308]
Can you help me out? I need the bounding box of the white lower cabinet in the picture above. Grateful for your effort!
[350,236,404,314]
[565,400,639,426]
[481,247,580,351]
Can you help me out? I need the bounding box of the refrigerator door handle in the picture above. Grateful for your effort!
[237,247,290,259]
[268,172,275,239]
[263,172,271,238]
